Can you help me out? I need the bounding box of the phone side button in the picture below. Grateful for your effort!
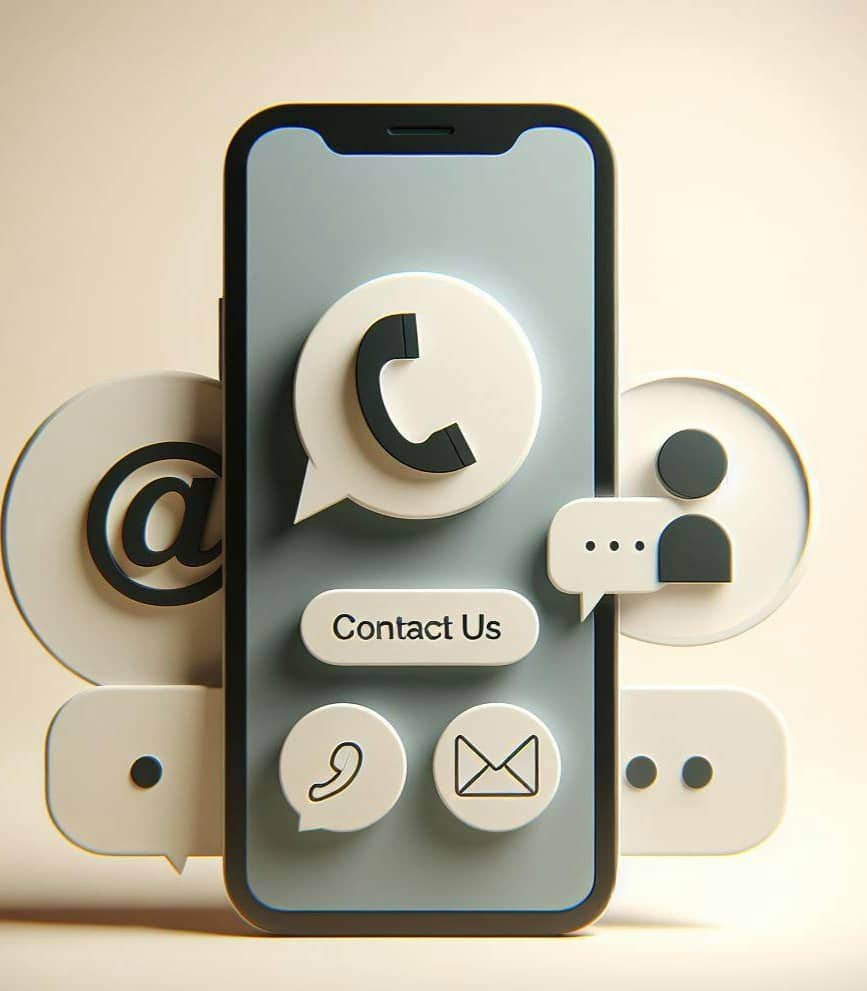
[218,297,225,381]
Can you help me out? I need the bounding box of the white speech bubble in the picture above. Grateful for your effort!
[45,686,221,872]
[292,272,541,522]
[278,704,406,833]
[548,497,681,620]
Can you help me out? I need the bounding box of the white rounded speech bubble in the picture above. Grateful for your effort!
[45,686,222,873]
[278,703,407,832]
[548,497,681,620]
[293,273,541,522]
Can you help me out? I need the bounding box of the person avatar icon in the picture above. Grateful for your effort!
[655,429,732,584]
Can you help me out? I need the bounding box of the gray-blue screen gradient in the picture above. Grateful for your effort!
[243,126,597,911]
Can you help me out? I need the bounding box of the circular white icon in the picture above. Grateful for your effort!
[279,703,407,832]
[432,703,561,832]
[2,373,222,686]
[619,375,811,645]
[292,272,541,522]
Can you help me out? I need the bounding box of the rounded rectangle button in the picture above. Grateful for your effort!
[300,589,539,667]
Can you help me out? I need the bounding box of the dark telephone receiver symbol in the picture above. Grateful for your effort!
[308,742,364,803]
[355,313,477,474]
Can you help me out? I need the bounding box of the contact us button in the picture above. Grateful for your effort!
[300,589,539,667]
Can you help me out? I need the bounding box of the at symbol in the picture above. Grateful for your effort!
[86,442,221,607]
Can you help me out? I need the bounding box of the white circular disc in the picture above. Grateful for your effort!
[2,373,222,685]
[432,703,561,832]
[619,375,811,645]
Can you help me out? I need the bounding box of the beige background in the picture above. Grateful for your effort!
[1,0,865,987]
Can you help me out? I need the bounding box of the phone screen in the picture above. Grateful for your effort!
[225,111,614,927]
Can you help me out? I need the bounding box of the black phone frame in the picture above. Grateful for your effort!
[223,104,617,936]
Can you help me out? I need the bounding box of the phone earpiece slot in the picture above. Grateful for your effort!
[386,125,455,136]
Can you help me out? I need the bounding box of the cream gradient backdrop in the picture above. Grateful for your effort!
[1,1,865,987]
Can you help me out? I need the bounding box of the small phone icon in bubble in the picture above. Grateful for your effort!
[279,704,406,832]
[308,741,363,803]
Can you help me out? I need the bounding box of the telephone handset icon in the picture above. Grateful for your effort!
[308,741,363,803]
[355,313,477,474]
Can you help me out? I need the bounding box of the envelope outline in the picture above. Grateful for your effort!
[454,734,539,797]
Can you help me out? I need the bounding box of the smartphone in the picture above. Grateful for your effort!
[223,104,616,935]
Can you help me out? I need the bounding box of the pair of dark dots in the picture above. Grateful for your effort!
[130,755,163,789]
[625,754,713,790]
[585,540,645,552]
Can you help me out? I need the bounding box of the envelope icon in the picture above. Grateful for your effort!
[454,734,539,797]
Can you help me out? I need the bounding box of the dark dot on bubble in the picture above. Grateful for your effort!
[130,755,163,789]
[682,755,713,789]
[625,755,657,790]
[635,540,645,551]
[585,540,596,551]
[609,540,619,551]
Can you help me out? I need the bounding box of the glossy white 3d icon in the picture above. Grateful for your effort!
[292,272,541,522]
[432,703,561,832]
[548,497,681,619]
[278,703,407,832]
[619,688,787,855]
[619,375,811,645]
[46,686,221,872]
[2,372,223,685]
